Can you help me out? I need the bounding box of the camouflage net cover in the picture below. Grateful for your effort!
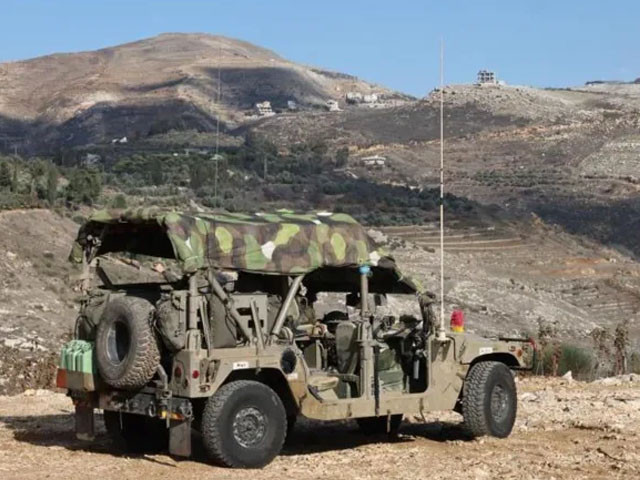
[69,209,418,290]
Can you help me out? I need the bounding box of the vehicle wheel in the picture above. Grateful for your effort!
[201,380,287,468]
[103,411,168,453]
[462,361,517,438]
[95,297,160,390]
[356,414,403,436]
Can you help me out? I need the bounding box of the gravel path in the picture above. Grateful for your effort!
[0,376,639,479]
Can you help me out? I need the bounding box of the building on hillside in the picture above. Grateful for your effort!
[362,93,378,103]
[477,70,497,85]
[81,153,101,166]
[255,101,275,117]
[346,92,379,104]
[346,92,363,104]
[287,100,298,111]
[326,99,341,112]
[361,155,386,168]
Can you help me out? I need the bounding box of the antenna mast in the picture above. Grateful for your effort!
[214,42,222,206]
[215,42,221,156]
[436,39,447,342]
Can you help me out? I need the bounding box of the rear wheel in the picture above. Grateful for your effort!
[201,380,287,468]
[356,414,403,436]
[462,361,517,438]
[103,411,168,453]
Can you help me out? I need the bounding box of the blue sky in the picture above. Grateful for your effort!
[1,1,638,96]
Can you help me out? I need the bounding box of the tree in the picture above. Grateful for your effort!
[29,159,47,197]
[335,147,349,168]
[112,193,127,209]
[150,158,164,186]
[46,163,58,206]
[0,161,11,189]
[11,162,18,193]
[66,169,102,205]
[189,161,212,191]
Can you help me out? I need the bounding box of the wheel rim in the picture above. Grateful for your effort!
[232,406,267,448]
[106,319,130,365]
[490,384,510,423]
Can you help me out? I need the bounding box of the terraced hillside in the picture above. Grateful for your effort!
[379,217,640,348]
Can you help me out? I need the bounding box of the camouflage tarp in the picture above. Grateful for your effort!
[70,208,419,292]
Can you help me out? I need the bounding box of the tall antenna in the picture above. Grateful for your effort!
[213,41,222,206]
[436,38,447,342]
[215,42,221,156]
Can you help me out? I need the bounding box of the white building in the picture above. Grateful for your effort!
[477,70,498,85]
[326,100,341,112]
[255,101,275,117]
[361,155,386,168]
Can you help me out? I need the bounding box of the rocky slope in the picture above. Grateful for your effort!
[0,209,78,394]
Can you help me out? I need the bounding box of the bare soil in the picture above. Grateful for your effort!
[1,376,638,479]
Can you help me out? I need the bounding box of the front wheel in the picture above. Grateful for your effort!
[201,380,287,468]
[462,361,517,438]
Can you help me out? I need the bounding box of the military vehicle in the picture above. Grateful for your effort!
[57,208,535,468]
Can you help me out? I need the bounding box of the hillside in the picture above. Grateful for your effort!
[255,83,640,256]
[1,208,639,395]
[1,34,640,394]
[0,33,408,152]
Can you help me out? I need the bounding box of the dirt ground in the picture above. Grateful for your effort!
[0,376,638,480]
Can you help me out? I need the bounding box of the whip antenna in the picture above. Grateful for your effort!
[436,38,447,342]
[213,41,222,206]
[215,42,221,155]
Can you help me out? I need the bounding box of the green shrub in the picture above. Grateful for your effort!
[111,193,127,209]
[539,343,596,380]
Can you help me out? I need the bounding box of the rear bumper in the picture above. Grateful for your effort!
[99,390,193,421]
[70,389,195,457]
[68,389,193,421]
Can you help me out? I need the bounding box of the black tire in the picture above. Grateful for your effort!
[356,414,403,436]
[95,297,160,390]
[201,380,287,468]
[103,411,168,453]
[462,361,517,438]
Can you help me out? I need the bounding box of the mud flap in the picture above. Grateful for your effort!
[169,418,192,457]
[75,404,95,441]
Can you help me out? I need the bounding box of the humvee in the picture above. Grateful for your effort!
[57,208,534,468]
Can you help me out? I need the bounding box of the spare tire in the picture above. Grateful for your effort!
[95,296,160,390]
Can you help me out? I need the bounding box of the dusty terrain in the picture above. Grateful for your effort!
[0,375,638,479]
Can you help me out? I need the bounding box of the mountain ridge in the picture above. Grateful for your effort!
[0,33,409,152]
